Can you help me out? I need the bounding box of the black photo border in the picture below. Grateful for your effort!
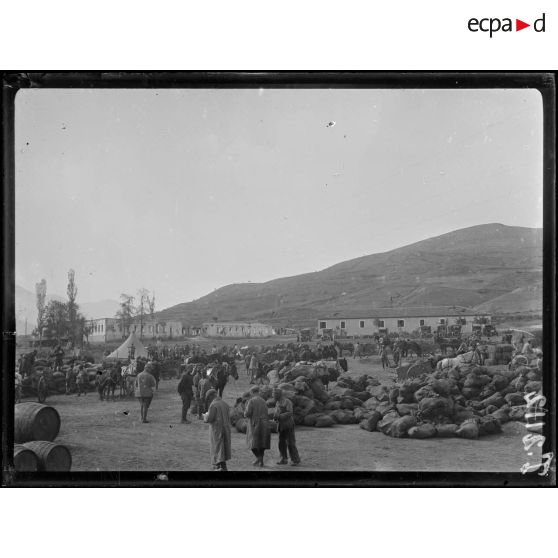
[1,71,556,487]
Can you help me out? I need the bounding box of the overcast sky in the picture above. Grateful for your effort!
[15,87,543,310]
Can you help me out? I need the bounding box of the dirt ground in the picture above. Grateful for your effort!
[27,356,539,473]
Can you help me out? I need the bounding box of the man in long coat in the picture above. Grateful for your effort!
[203,389,232,471]
[244,385,271,467]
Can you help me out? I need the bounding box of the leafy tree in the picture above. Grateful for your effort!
[67,269,79,344]
[44,300,69,342]
[35,279,47,342]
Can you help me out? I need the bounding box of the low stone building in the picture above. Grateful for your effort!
[317,306,491,338]
[202,321,275,338]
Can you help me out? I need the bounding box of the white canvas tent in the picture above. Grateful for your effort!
[106,332,148,360]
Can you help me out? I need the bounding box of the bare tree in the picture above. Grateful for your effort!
[137,288,151,340]
[35,279,47,343]
[115,293,135,337]
[147,291,156,339]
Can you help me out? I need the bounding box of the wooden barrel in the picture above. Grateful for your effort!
[13,444,39,471]
[14,402,60,443]
[23,441,72,471]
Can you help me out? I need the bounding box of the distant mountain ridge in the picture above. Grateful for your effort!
[156,223,542,327]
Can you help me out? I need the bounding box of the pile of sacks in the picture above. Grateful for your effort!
[21,361,103,394]
[358,358,543,439]
[230,363,381,430]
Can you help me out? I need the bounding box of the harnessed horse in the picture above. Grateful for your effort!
[102,366,121,400]
[207,362,239,398]
[120,360,137,397]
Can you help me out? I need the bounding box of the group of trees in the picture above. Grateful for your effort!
[34,270,87,346]
[115,289,156,339]
[33,275,157,344]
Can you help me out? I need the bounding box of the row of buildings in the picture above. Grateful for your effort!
[85,306,491,343]
[85,317,276,343]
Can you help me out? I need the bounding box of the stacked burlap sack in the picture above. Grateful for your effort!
[359,358,543,439]
[230,367,381,430]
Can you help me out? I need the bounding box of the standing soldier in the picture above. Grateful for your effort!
[244,386,271,467]
[273,388,301,466]
[134,362,156,423]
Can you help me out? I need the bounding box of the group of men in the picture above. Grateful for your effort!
[134,360,301,470]
[202,385,300,471]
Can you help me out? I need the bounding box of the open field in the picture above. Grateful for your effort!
[21,356,540,473]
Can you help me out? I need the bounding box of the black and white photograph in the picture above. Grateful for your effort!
[2,73,555,484]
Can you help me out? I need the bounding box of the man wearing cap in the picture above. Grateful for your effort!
[135,362,156,423]
[244,386,271,467]
[203,389,232,471]
[273,388,300,466]
[177,365,194,423]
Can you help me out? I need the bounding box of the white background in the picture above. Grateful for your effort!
[0,0,557,68]
[1,0,556,555]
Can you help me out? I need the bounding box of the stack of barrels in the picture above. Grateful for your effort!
[14,402,72,472]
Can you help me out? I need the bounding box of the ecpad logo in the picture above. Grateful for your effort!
[468,13,546,37]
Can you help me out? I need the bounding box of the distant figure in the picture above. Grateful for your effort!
[76,365,88,396]
[15,369,23,403]
[353,342,361,360]
[197,373,212,420]
[65,364,75,395]
[177,365,194,424]
[52,344,64,370]
[203,389,232,471]
[392,346,401,367]
[379,345,391,369]
[249,353,258,384]
[244,386,271,467]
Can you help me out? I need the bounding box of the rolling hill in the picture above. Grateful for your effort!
[156,223,543,327]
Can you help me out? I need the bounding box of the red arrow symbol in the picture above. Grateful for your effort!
[516,19,530,31]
